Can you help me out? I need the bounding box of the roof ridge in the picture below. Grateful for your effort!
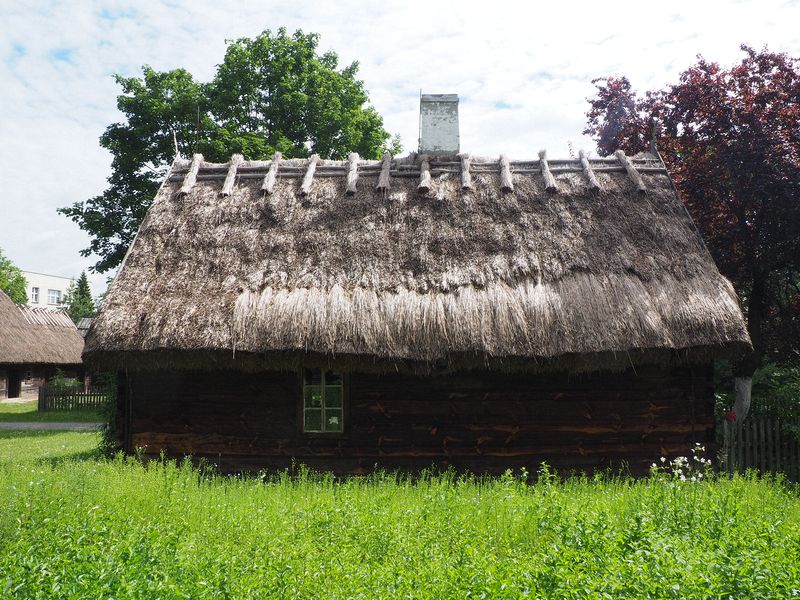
[168,150,667,196]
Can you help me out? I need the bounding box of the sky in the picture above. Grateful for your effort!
[1,0,799,299]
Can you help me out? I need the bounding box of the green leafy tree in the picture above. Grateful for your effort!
[0,247,27,304]
[64,271,95,323]
[59,28,400,273]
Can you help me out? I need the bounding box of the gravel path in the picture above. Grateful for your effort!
[0,422,102,431]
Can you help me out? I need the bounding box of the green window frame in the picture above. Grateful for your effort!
[302,369,344,433]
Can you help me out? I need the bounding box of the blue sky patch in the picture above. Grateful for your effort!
[49,48,75,63]
[99,7,136,20]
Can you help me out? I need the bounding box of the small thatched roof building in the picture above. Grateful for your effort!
[0,289,84,398]
[86,147,750,473]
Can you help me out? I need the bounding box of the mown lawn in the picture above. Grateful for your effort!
[0,399,103,423]
[0,432,799,599]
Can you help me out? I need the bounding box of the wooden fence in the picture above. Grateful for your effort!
[720,417,800,481]
[38,386,108,411]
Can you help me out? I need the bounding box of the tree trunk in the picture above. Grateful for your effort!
[733,272,766,421]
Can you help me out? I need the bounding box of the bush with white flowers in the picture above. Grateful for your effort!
[651,442,713,482]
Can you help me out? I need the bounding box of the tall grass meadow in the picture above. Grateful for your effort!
[0,433,798,598]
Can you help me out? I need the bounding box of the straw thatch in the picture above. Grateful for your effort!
[0,289,83,365]
[85,151,750,373]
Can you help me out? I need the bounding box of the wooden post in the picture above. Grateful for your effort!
[614,150,646,194]
[261,152,282,194]
[418,154,432,193]
[499,154,514,193]
[578,150,600,190]
[179,153,203,195]
[220,154,244,196]
[538,150,557,193]
[376,151,392,192]
[346,153,359,195]
[460,154,472,190]
[299,154,320,196]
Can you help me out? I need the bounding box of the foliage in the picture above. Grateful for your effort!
[94,371,118,457]
[716,360,800,421]
[63,271,95,323]
[0,439,799,598]
[46,369,82,396]
[584,46,800,373]
[59,28,400,273]
[0,246,27,304]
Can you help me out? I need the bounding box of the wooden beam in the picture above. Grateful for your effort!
[179,153,203,195]
[499,154,514,193]
[346,153,359,195]
[220,154,244,196]
[460,154,472,190]
[538,150,557,193]
[418,154,432,193]
[578,150,600,191]
[376,151,392,192]
[615,149,646,194]
[261,152,282,194]
[299,154,320,196]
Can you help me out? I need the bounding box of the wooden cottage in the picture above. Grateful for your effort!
[84,147,750,473]
[0,289,84,398]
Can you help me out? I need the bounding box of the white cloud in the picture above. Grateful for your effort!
[1,0,799,297]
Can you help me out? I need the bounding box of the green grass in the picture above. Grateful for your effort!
[0,399,102,422]
[0,431,101,463]
[0,433,799,599]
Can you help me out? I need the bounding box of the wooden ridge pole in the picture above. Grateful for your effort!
[538,150,557,192]
[615,149,646,194]
[179,153,203,195]
[499,154,514,193]
[376,151,392,192]
[299,154,320,196]
[261,152,282,194]
[220,154,244,196]
[418,154,432,193]
[460,154,473,190]
[346,153,359,195]
[578,150,600,190]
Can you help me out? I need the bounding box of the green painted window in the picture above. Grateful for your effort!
[303,369,344,433]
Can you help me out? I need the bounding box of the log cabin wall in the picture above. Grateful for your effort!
[121,363,714,475]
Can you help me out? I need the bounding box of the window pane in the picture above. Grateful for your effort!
[304,409,322,432]
[304,385,323,408]
[324,409,343,432]
[325,371,343,386]
[325,386,342,408]
[304,368,322,385]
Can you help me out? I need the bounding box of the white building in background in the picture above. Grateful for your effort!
[22,271,74,309]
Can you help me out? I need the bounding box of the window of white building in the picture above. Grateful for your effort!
[47,289,62,305]
[30,287,39,303]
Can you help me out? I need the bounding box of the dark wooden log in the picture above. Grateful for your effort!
[120,363,715,475]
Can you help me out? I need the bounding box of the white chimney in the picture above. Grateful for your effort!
[418,94,459,155]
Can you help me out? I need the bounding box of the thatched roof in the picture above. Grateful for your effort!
[0,289,84,365]
[85,150,750,373]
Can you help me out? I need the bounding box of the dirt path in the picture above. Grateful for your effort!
[0,422,102,431]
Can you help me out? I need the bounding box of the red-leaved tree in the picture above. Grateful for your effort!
[585,46,800,375]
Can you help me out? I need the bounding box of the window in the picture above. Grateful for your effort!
[24,368,32,382]
[47,289,61,305]
[302,369,344,433]
[30,287,39,303]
